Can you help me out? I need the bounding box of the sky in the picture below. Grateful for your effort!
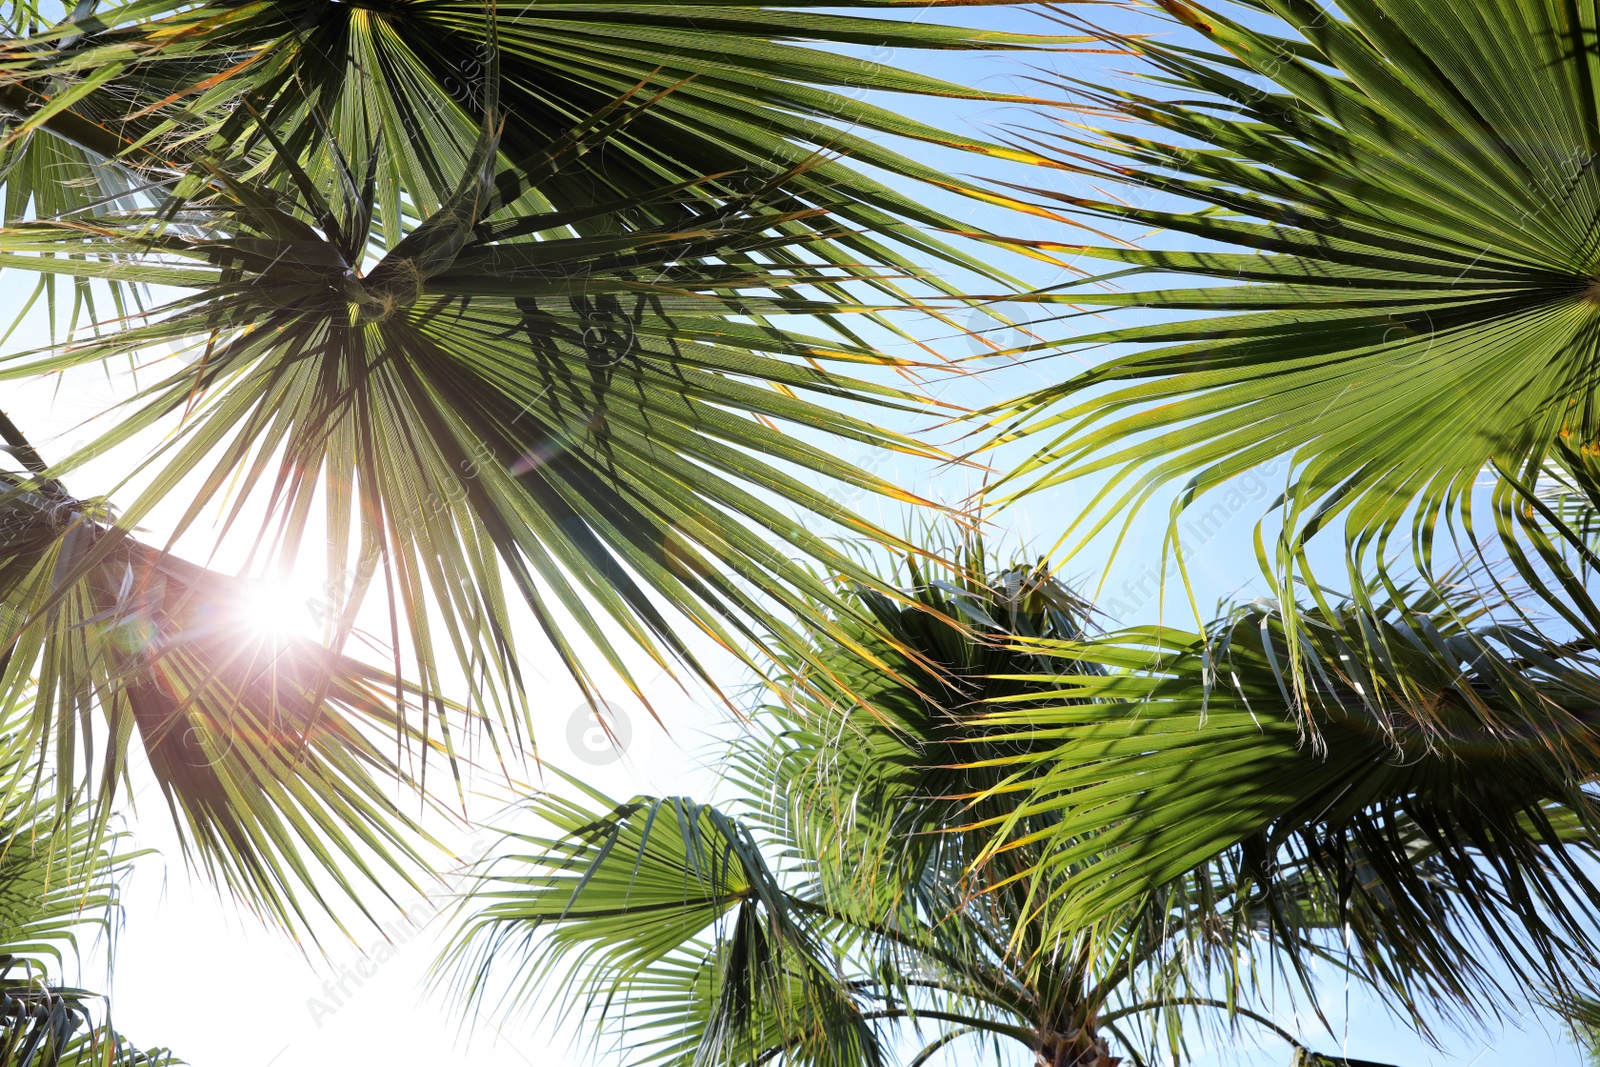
[0,1,1592,1065]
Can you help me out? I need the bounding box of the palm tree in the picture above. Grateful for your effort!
[951,4,1600,1025]
[0,0,1087,714]
[437,546,1410,1066]
[971,581,1600,1027]
[0,0,1081,925]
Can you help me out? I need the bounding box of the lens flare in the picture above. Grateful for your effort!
[243,581,315,641]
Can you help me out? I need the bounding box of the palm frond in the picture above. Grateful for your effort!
[972,586,1600,1023]
[438,777,880,1067]
[55,1030,182,1067]
[0,695,180,1067]
[0,978,180,1067]
[0,419,452,935]
[438,544,1360,1067]
[981,0,1600,581]
[724,534,1095,927]
[0,115,964,735]
[0,0,1088,303]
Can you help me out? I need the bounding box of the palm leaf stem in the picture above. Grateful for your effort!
[857,1007,1035,1045]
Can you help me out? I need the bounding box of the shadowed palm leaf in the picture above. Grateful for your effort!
[0,427,452,932]
[0,974,180,1067]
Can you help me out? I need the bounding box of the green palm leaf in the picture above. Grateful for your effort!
[0,973,184,1067]
[0,112,961,732]
[727,535,1095,918]
[0,3,1025,934]
[0,0,1083,299]
[438,777,881,1067]
[440,547,1387,1067]
[981,0,1600,578]
[0,417,451,934]
[0,782,131,983]
[0,698,180,1067]
[54,1032,181,1067]
[972,587,1600,1017]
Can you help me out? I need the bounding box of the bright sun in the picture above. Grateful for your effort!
[242,580,318,641]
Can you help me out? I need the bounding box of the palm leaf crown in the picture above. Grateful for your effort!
[975,588,1600,1029]
[437,546,1450,1067]
[947,7,1600,1026]
[0,0,1089,734]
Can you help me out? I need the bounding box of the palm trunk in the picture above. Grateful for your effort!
[1033,1026,1120,1067]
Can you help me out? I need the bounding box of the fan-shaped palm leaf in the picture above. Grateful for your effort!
[0,4,1017,935]
[981,0,1600,586]
[439,775,882,1067]
[0,101,962,734]
[0,411,453,933]
[0,0,1085,301]
[727,535,1095,920]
